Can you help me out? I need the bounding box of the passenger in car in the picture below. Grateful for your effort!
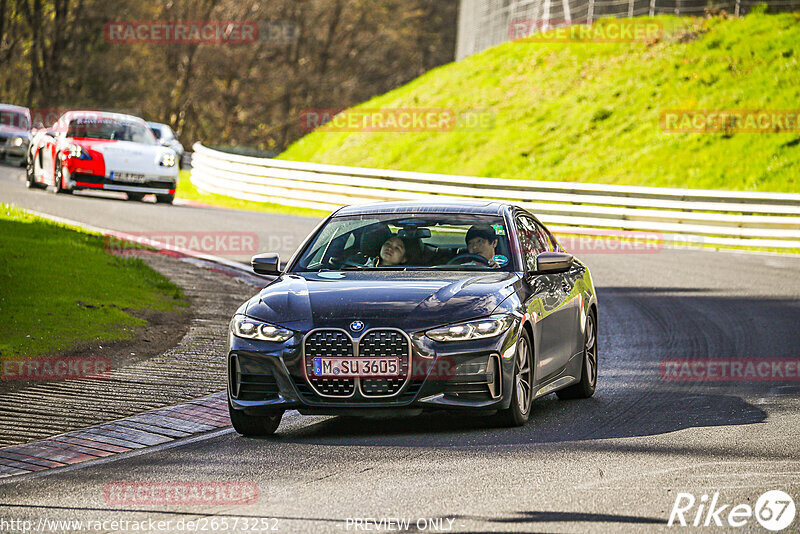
[367,236,409,266]
[345,224,393,265]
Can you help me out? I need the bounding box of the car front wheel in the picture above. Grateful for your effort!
[229,402,283,437]
[495,330,533,427]
[52,157,72,194]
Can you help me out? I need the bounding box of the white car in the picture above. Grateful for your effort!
[147,121,185,169]
[27,110,179,203]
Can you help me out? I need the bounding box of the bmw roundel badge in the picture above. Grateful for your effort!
[350,321,365,332]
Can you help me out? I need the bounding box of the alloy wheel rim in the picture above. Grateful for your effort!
[585,316,597,386]
[515,338,532,414]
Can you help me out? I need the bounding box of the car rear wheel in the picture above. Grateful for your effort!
[156,193,175,204]
[557,312,597,400]
[26,156,43,189]
[495,330,533,427]
[229,402,283,437]
[126,192,146,202]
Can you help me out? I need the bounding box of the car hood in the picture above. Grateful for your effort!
[70,138,177,176]
[245,271,520,331]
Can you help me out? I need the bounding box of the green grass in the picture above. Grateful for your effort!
[0,205,188,359]
[280,12,800,193]
[176,171,331,219]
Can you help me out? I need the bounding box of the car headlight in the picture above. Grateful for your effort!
[425,314,515,342]
[231,315,293,342]
[67,144,91,160]
[13,137,24,147]
[159,152,176,167]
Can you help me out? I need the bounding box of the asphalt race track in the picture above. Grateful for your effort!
[2,163,800,533]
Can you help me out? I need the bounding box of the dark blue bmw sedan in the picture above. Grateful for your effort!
[227,201,598,435]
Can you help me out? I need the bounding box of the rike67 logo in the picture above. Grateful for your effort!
[669,490,796,531]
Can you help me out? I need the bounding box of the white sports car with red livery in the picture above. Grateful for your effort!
[26,111,179,203]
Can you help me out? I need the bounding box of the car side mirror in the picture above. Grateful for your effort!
[531,252,573,274]
[252,253,281,276]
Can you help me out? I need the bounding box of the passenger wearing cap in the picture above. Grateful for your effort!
[466,225,499,265]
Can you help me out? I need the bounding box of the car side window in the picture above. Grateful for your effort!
[545,229,561,252]
[533,221,555,252]
[515,216,546,271]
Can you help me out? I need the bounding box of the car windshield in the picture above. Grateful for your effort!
[294,213,514,272]
[149,127,162,139]
[67,117,157,145]
[0,110,29,130]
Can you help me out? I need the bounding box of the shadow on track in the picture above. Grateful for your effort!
[452,510,666,526]
[259,391,765,448]
[251,288,800,448]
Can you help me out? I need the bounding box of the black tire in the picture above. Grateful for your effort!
[52,157,72,194]
[126,192,146,202]
[495,329,534,427]
[25,155,42,189]
[557,312,598,400]
[229,401,283,437]
[156,193,175,204]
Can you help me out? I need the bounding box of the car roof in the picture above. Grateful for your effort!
[0,103,30,114]
[334,200,510,217]
[63,110,147,124]
[146,121,168,129]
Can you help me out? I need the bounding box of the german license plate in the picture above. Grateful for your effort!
[112,172,148,183]
[312,358,400,377]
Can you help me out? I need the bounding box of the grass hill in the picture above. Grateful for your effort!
[279,11,800,192]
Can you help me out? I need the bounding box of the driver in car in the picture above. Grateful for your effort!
[466,225,500,267]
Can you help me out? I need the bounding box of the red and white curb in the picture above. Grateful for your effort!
[0,392,230,478]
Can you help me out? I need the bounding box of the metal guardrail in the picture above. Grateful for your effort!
[190,143,800,249]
